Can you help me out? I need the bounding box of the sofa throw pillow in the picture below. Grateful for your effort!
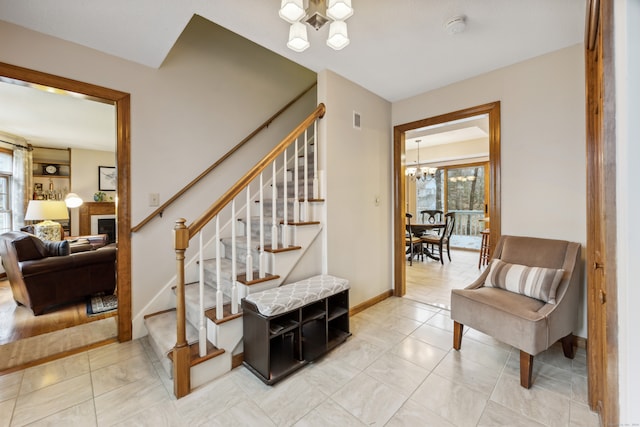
[43,240,71,257]
[12,234,48,261]
[486,259,565,304]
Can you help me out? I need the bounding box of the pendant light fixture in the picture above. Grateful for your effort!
[279,0,354,52]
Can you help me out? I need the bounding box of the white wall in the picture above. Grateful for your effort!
[393,44,588,337]
[0,16,317,337]
[69,148,116,236]
[615,0,640,422]
[318,70,392,307]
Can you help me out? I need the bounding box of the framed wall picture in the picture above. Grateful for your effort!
[98,166,117,191]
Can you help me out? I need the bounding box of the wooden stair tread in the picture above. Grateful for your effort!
[263,245,302,253]
[167,341,225,367]
[205,302,243,325]
[143,307,176,320]
[236,272,279,285]
[283,221,320,226]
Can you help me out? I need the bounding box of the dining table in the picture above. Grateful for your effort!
[406,222,446,261]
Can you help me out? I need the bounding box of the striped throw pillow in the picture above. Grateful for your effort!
[486,259,565,304]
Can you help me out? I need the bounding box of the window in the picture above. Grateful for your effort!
[0,149,12,233]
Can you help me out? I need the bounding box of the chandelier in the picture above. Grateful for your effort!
[279,0,354,52]
[406,139,437,182]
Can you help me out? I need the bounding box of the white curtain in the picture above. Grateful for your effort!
[11,147,33,231]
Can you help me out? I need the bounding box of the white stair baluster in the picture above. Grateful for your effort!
[231,199,238,314]
[271,160,278,250]
[259,173,267,278]
[293,137,300,224]
[245,184,253,282]
[303,128,309,221]
[282,147,289,247]
[198,231,206,357]
[215,216,223,320]
[313,119,319,199]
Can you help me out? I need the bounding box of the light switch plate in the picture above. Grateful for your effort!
[149,193,159,207]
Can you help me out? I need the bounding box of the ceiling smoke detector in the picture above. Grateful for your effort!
[444,15,466,35]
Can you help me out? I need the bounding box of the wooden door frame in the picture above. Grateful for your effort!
[393,102,501,296]
[585,0,618,424]
[0,62,132,342]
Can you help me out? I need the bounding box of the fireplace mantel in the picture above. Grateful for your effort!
[79,202,115,236]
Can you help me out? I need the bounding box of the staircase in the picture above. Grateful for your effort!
[143,104,326,397]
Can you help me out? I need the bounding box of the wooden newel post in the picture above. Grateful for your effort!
[173,218,190,398]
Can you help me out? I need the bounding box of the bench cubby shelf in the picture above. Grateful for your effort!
[242,289,350,385]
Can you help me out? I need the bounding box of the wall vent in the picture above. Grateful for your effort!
[353,111,361,129]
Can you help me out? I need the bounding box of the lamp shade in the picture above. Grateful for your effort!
[24,200,69,221]
[327,0,353,21]
[287,22,310,52]
[279,0,305,23]
[327,21,350,50]
[64,193,83,208]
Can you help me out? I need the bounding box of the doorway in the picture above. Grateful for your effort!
[393,102,501,298]
[0,62,132,350]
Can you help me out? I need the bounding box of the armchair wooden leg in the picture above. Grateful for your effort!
[520,350,534,389]
[561,333,576,359]
[453,321,463,350]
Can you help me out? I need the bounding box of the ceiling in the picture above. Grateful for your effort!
[0,0,586,150]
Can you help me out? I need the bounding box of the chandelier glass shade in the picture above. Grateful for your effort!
[280,0,354,52]
[406,139,437,182]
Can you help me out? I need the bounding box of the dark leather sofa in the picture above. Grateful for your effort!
[0,231,116,315]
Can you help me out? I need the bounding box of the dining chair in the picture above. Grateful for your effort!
[420,209,443,224]
[421,212,455,264]
[405,213,423,266]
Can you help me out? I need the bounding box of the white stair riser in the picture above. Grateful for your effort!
[207,316,243,351]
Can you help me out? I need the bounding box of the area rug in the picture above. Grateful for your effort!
[87,294,118,316]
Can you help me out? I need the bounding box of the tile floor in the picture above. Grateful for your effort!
[0,296,598,426]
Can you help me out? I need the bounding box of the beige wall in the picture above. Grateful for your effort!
[394,44,587,337]
[318,70,392,307]
[0,17,317,337]
[69,148,116,236]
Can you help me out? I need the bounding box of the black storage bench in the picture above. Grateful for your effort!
[242,275,351,385]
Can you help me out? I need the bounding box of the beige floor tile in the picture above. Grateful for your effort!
[453,334,511,372]
[464,327,513,351]
[112,400,182,427]
[386,398,456,427]
[94,376,169,426]
[425,312,455,332]
[91,353,159,397]
[412,372,488,427]
[20,353,90,395]
[390,336,448,371]
[174,373,247,423]
[331,372,407,426]
[0,398,15,427]
[410,322,454,351]
[351,322,407,351]
[478,400,545,427]
[569,401,600,427]
[88,339,146,371]
[252,374,327,426]
[210,399,276,427]
[293,398,365,427]
[571,374,589,405]
[0,371,22,402]
[301,355,361,395]
[364,351,429,396]
[490,372,571,427]
[433,351,502,397]
[26,399,97,427]
[324,337,384,370]
[503,351,573,397]
[390,304,438,323]
[11,373,93,426]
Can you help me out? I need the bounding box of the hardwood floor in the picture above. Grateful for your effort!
[405,248,483,308]
[0,279,116,345]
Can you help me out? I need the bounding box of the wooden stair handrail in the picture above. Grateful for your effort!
[131,82,317,233]
[187,103,325,239]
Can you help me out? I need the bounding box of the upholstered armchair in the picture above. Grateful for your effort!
[450,235,582,388]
